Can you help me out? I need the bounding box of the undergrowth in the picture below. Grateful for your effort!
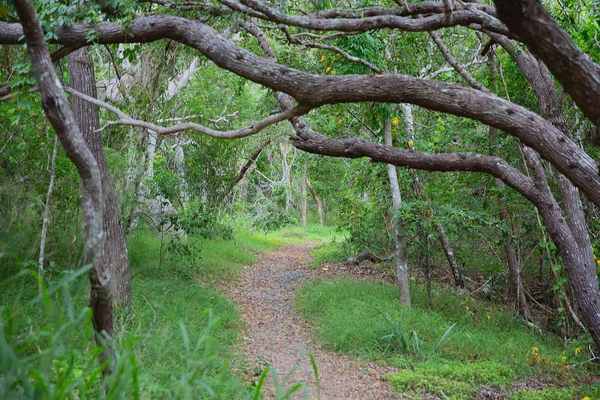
[309,239,352,269]
[295,278,599,399]
[0,221,336,398]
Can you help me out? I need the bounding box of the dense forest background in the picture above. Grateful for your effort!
[1,0,600,398]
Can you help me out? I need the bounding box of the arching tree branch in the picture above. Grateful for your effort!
[493,0,600,127]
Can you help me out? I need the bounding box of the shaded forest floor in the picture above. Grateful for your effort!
[224,242,397,399]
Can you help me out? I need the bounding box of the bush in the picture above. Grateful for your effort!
[176,203,234,240]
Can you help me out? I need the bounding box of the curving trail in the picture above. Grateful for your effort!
[224,242,397,399]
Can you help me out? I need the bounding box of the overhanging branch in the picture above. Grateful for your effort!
[65,87,311,139]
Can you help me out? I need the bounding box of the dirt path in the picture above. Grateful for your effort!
[225,242,397,399]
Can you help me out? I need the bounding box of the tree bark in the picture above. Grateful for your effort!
[68,47,132,307]
[493,0,600,128]
[173,136,190,207]
[492,35,597,338]
[14,0,113,371]
[384,118,410,305]
[521,147,600,350]
[434,222,465,290]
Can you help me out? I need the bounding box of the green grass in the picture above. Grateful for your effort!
[1,227,254,398]
[0,221,341,398]
[309,240,351,269]
[295,278,598,398]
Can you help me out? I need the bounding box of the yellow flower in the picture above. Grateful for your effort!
[596,259,600,267]
[392,117,399,126]
[337,118,342,125]
[407,140,414,149]
[531,347,539,354]
[320,55,326,62]
[575,347,582,355]
[582,397,591,400]
[561,355,567,364]
[325,66,332,74]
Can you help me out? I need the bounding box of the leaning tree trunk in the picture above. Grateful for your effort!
[522,147,600,350]
[15,0,114,371]
[494,39,598,339]
[384,118,410,305]
[68,47,131,307]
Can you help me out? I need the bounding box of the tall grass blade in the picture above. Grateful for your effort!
[309,353,320,400]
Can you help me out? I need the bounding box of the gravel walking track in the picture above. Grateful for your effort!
[224,242,398,399]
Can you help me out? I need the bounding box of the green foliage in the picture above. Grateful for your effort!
[2,224,306,399]
[384,360,514,399]
[176,203,234,241]
[511,386,598,399]
[0,265,241,399]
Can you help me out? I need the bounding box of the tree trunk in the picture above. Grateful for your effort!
[173,136,190,207]
[384,118,410,305]
[522,147,600,350]
[306,177,323,225]
[279,140,293,210]
[68,47,131,307]
[38,134,58,274]
[301,161,307,228]
[492,39,598,339]
[434,222,465,290]
[15,0,113,371]
[490,130,532,321]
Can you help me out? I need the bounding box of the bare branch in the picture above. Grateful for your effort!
[428,31,489,91]
[65,87,310,139]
